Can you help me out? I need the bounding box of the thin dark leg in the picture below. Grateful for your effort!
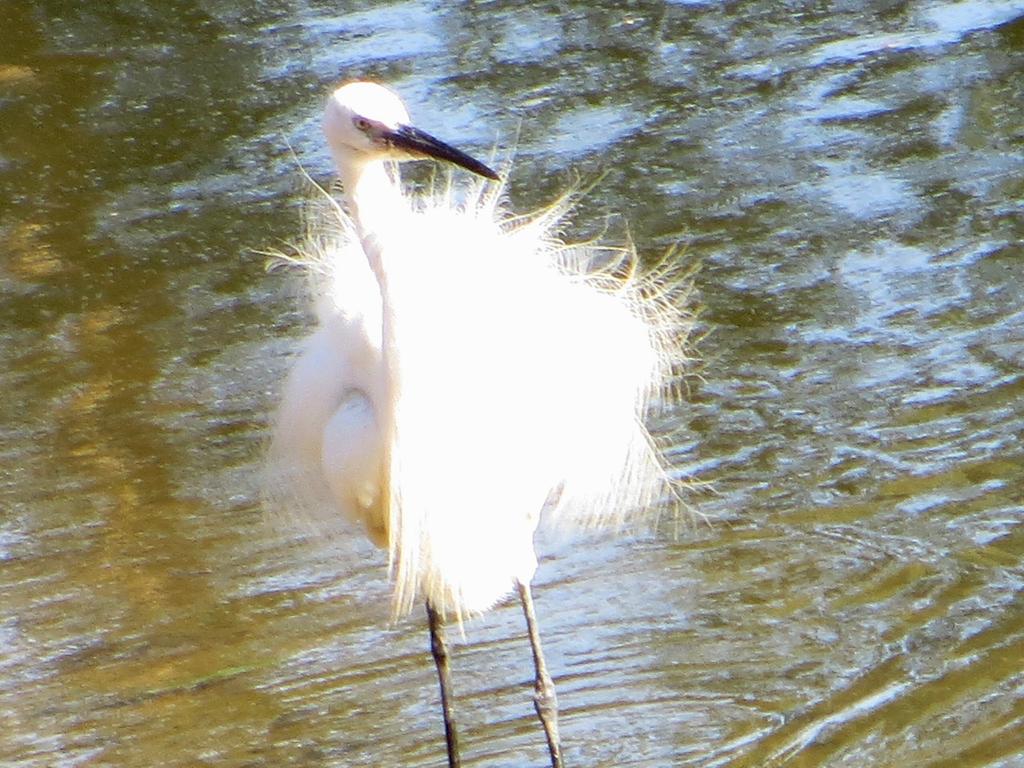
[426,600,461,768]
[517,580,564,768]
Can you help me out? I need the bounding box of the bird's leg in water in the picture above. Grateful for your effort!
[517,580,564,768]
[426,600,461,768]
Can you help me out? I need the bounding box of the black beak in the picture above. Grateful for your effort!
[387,124,500,181]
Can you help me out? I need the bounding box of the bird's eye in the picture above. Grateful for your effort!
[354,117,372,131]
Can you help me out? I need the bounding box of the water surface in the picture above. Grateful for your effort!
[2,2,1022,766]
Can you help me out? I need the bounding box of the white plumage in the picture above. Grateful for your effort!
[266,81,692,768]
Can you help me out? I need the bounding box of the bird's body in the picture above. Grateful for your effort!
[267,81,690,767]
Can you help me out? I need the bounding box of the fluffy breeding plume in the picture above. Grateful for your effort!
[269,174,694,618]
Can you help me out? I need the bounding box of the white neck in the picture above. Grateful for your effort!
[334,151,402,273]
[334,151,404,516]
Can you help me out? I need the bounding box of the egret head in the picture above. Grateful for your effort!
[324,81,498,180]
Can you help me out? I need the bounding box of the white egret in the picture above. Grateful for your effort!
[268,81,691,768]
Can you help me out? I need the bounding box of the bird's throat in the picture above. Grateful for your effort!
[340,158,402,265]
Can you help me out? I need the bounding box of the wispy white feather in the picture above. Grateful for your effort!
[267,170,694,620]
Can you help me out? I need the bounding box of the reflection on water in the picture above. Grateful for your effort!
[2,2,1022,767]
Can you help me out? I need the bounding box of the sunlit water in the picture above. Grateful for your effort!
[2,2,1022,767]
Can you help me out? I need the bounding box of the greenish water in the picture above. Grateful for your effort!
[2,2,1022,767]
